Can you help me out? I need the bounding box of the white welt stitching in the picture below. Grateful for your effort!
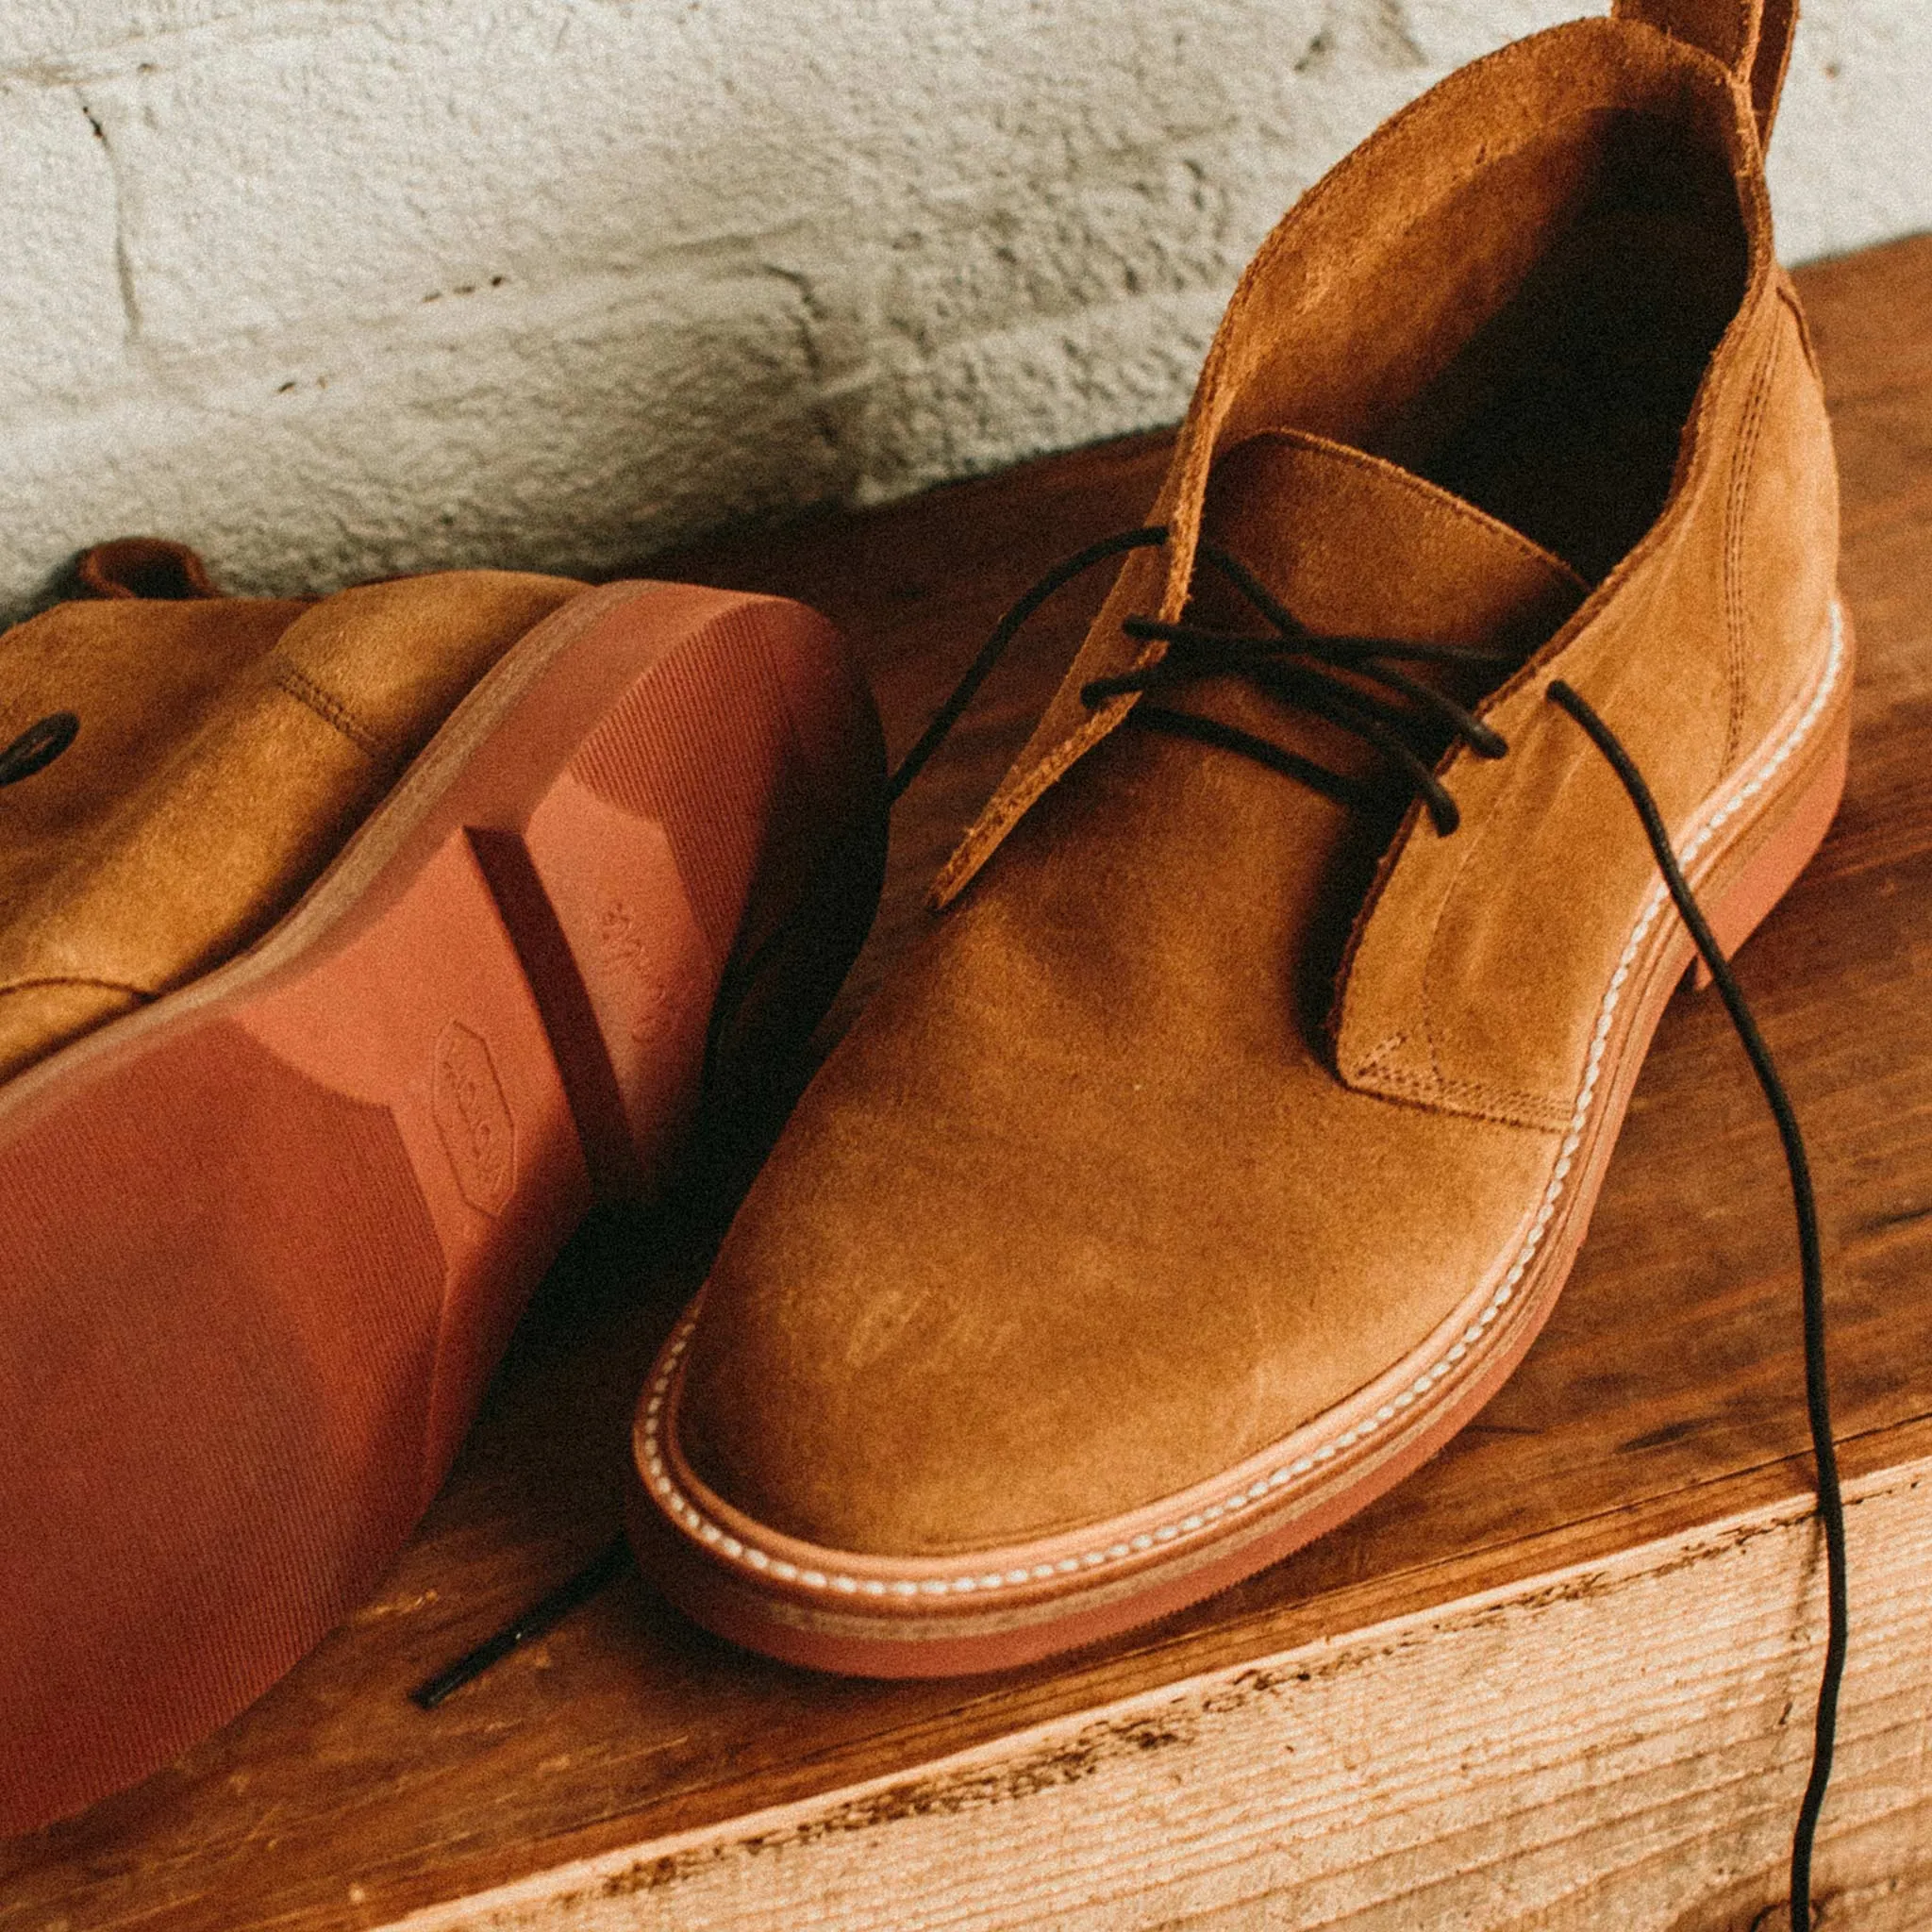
[641,608,1848,1596]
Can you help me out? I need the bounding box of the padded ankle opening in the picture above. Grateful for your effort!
[1362,111,1749,581]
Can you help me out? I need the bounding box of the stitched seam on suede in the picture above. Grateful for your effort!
[270,660,384,762]
[1355,1052,1574,1129]
[1407,681,1521,1106]
[1776,275,1824,381]
[1346,239,1784,1102]
[639,607,1845,1595]
[1358,1033,1412,1077]
[1352,1054,1574,1131]
[1188,428,1586,1092]
[1391,402,1766,1124]
[1724,324,1783,769]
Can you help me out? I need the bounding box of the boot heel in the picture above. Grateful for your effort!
[1692,700,1850,988]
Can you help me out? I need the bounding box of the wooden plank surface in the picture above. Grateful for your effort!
[4,232,1931,1932]
[371,1451,1932,1931]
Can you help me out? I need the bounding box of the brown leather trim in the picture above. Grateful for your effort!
[75,537,222,602]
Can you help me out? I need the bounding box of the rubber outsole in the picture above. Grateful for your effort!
[0,579,885,1833]
[629,606,1853,1679]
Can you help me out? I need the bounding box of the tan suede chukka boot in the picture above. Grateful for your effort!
[0,547,884,1828]
[630,0,1849,1674]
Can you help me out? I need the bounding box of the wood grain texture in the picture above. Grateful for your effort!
[395,1453,1932,1932]
[4,232,1931,1932]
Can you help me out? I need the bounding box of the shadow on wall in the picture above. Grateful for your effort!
[0,0,1924,614]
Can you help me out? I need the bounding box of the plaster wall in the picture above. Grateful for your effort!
[0,0,1925,610]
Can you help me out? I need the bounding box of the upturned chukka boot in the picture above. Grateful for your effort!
[0,543,885,1829]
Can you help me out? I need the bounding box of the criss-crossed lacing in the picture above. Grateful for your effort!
[886,525,1515,833]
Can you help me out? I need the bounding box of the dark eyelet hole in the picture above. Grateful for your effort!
[0,712,80,788]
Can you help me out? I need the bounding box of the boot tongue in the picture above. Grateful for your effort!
[932,426,1588,908]
[1165,426,1588,795]
[1194,427,1587,682]
[1022,430,1592,1052]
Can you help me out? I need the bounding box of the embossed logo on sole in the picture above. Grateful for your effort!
[432,1022,516,1215]
[598,895,687,1046]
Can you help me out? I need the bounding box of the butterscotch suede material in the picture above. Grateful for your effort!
[1332,283,1836,1127]
[672,0,1841,1561]
[681,442,1588,1554]
[1614,0,1797,139]
[0,571,582,1081]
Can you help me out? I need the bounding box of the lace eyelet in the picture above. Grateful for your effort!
[0,712,80,789]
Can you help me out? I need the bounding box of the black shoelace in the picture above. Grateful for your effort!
[889,525,1515,826]
[423,530,1847,1931]
[1552,678,1847,1932]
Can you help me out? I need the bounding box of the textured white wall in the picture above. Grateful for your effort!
[0,0,1925,614]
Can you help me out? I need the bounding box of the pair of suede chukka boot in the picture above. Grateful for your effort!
[6,0,1848,1898]
[0,541,886,1830]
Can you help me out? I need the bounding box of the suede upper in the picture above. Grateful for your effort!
[670,0,1844,1560]
[0,568,583,1081]
[682,436,1590,1553]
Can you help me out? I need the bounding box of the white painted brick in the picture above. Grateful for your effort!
[83,4,776,348]
[0,1,243,74]
[0,81,127,414]
[857,287,1231,503]
[0,270,828,598]
[92,0,1313,352]
[1766,1,1932,263]
[1401,0,1576,68]
[0,0,1926,615]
